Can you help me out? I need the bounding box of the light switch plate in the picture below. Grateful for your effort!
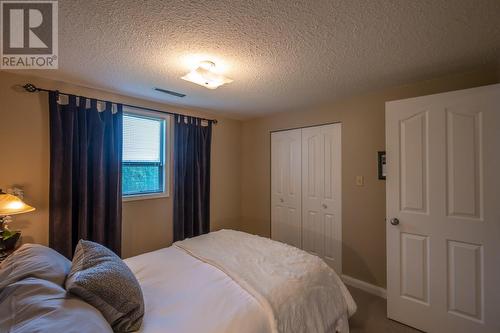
[356,176,364,186]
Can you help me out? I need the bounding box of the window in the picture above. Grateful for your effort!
[122,108,169,200]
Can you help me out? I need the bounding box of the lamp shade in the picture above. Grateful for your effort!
[0,193,35,216]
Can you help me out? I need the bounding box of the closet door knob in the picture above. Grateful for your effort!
[390,218,400,226]
[280,198,284,203]
[322,203,327,209]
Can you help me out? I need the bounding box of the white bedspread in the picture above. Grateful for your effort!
[175,230,356,333]
[124,246,271,333]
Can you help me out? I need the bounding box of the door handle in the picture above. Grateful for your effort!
[322,203,327,209]
[390,218,400,226]
[280,198,284,203]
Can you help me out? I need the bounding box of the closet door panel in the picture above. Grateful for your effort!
[302,124,342,273]
[271,130,302,248]
[322,125,342,271]
[302,128,324,256]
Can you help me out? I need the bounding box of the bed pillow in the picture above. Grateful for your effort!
[65,240,144,332]
[0,243,71,289]
[0,277,113,333]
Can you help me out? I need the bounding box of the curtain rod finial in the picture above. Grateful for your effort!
[23,83,38,93]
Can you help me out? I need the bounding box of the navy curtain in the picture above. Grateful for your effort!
[173,116,212,241]
[49,92,123,258]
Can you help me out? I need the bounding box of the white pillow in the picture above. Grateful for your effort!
[0,277,112,333]
[0,244,71,289]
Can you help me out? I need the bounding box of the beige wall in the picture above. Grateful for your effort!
[0,71,241,258]
[2,66,499,288]
[240,66,500,288]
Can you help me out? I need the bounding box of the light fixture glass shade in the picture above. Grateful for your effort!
[181,61,233,89]
[0,193,35,216]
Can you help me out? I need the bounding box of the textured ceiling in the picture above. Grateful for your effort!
[17,0,500,118]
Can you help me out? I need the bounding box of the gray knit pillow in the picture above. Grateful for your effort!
[65,240,144,332]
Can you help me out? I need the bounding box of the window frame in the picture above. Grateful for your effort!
[122,107,170,202]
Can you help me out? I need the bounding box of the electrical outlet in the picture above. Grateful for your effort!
[356,176,364,186]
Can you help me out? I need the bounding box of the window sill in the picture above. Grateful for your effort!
[122,192,169,202]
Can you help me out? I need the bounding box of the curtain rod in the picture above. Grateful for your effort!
[22,83,218,125]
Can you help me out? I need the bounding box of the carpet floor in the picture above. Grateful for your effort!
[347,286,422,333]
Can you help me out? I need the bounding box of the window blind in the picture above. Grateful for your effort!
[123,114,162,162]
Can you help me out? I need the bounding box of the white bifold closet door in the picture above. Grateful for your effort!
[271,123,342,273]
[271,129,302,249]
[302,124,342,273]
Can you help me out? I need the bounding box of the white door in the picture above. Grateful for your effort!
[386,84,500,333]
[302,123,342,273]
[271,129,302,248]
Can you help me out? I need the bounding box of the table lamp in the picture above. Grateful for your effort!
[0,189,35,253]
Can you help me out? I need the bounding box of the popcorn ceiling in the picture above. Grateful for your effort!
[24,0,500,119]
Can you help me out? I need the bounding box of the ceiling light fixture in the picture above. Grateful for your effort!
[181,61,233,89]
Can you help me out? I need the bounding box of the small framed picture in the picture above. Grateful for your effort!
[378,151,386,180]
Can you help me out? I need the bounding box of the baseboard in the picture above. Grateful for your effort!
[341,274,387,299]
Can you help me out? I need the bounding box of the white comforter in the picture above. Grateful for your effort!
[125,246,270,333]
[125,230,356,333]
[175,230,356,333]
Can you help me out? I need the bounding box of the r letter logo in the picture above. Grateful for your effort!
[1,1,58,69]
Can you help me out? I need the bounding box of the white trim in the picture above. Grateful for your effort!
[122,192,169,202]
[342,274,387,299]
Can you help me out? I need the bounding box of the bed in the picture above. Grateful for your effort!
[125,230,356,333]
[0,229,355,333]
